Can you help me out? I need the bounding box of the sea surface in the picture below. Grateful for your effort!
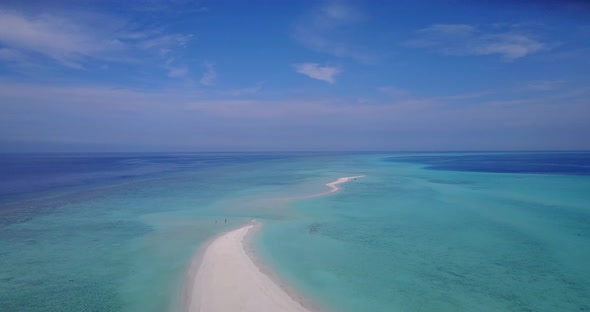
[1,152,589,311]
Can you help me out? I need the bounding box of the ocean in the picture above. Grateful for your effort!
[1,152,589,311]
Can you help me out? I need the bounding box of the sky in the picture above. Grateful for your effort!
[0,0,589,152]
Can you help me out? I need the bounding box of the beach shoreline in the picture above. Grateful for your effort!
[184,221,313,312]
[242,222,327,312]
[183,176,363,312]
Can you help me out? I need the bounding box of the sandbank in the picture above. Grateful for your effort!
[314,175,365,197]
[186,222,312,312]
[185,175,364,312]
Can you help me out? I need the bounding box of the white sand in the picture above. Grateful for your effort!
[186,176,364,312]
[187,222,312,312]
[306,175,365,198]
[279,175,365,201]
[325,175,364,194]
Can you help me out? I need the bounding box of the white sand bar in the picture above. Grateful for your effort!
[188,223,312,312]
[310,175,364,197]
[324,175,365,194]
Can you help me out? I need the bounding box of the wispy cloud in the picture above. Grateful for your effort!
[0,9,193,70]
[137,33,193,51]
[199,62,217,86]
[132,0,209,14]
[1,81,588,150]
[293,1,375,63]
[378,85,488,104]
[0,9,122,68]
[0,47,28,62]
[294,63,341,84]
[230,83,263,96]
[377,86,409,98]
[405,24,548,60]
[167,66,189,78]
[523,80,565,91]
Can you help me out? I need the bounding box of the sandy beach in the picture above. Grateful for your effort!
[186,222,312,312]
[186,176,363,312]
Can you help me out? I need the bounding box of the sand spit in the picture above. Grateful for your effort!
[185,176,364,312]
[186,222,312,312]
[325,176,364,193]
[310,175,365,197]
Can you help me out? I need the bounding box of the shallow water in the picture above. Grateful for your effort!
[0,153,309,311]
[256,153,590,312]
[1,152,589,311]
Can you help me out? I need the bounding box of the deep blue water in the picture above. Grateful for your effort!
[0,153,304,200]
[385,152,590,175]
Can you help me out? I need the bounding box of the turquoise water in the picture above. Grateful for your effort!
[1,152,589,311]
[257,154,590,311]
[0,153,345,311]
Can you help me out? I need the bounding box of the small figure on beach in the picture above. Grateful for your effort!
[224,219,227,224]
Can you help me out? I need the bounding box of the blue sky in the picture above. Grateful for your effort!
[0,0,589,151]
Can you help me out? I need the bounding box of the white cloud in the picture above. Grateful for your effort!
[405,24,548,60]
[294,63,341,84]
[137,33,193,50]
[0,9,193,71]
[473,33,546,59]
[199,62,217,86]
[0,10,121,68]
[293,1,375,63]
